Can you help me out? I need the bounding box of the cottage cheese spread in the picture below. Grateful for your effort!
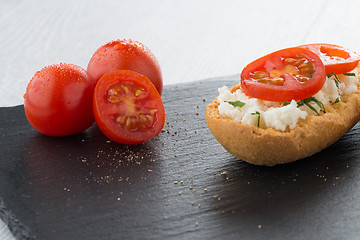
[217,70,359,131]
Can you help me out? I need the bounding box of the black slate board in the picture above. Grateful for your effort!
[1,77,360,240]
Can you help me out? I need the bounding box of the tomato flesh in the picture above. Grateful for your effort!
[93,70,165,144]
[106,83,158,131]
[241,47,326,102]
[299,43,360,74]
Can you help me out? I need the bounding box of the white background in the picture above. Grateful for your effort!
[1,0,360,238]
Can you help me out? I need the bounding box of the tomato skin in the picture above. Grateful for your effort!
[87,39,163,95]
[24,63,95,136]
[93,70,165,144]
[241,47,326,102]
[299,43,360,74]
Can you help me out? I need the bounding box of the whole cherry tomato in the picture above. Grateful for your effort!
[299,43,360,74]
[24,63,95,136]
[87,39,163,95]
[241,47,326,102]
[93,70,165,144]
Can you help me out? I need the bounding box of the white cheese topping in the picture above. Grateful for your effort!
[217,70,359,131]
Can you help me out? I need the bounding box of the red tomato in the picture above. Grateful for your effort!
[299,43,360,74]
[24,63,95,136]
[241,47,326,102]
[87,39,163,95]
[93,70,165,144]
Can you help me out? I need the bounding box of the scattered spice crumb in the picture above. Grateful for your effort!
[204,188,207,191]
[190,186,194,190]
[195,221,199,226]
[220,171,227,175]
[117,198,121,201]
[173,180,178,184]
[198,204,201,208]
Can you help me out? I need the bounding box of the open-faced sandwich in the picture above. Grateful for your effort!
[206,44,360,166]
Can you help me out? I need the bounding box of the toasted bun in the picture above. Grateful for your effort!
[206,73,360,166]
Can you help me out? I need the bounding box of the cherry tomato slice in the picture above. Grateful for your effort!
[93,70,165,144]
[299,43,360,74]
[87,39,163,95]
[241,47,326,102]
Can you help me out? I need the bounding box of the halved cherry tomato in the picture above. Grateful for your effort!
[241,47,326,102]
[299,43,360,74]
[24,63,95,136]
[93,70,165,144]
[87,39,163,95]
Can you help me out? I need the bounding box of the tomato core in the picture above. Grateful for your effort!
[250,56,315,86]
[105,82,158,132]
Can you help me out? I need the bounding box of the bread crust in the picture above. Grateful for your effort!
[206,74,360,166]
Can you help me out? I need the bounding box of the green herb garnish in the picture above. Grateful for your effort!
[335,97,340,103]
[251,111,261,127]
[225,100,246,108]
[297,97,326,116]
[343,72,356,76]
[327,72,341,89]
[283,101,291,106]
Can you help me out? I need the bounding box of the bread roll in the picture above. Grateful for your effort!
[205,71,360,166]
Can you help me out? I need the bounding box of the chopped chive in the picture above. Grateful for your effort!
[335,97,340,103]
[326,72,334,78]
[343,72,356,76]
[251,111,261,127]
[283,101,291,106]
[297,97,325,115]
[327,72,341,89]
[225,100,246,108]
[305,102,320,116]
